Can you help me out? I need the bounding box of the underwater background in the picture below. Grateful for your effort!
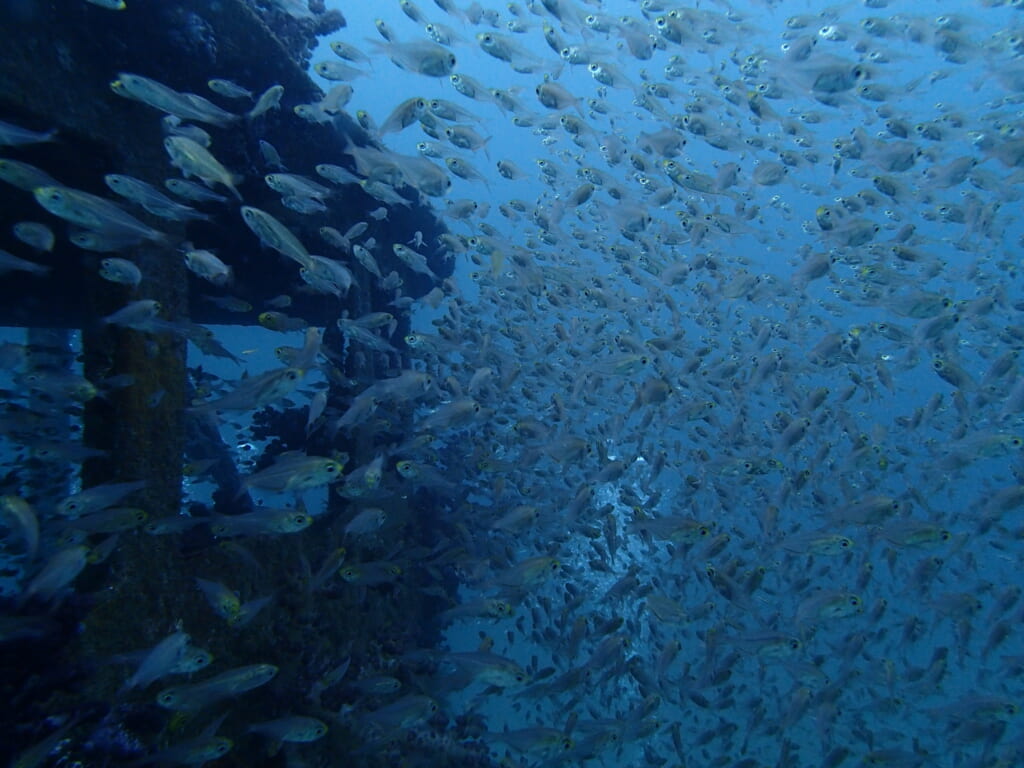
[2,0,1024,766]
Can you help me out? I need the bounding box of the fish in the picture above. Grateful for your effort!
[12,222,55,252]
[207,79,253,100]
[111,73,238,126]
[0,119,57,146]
[164,177,230,203]
[0,495,39,560]
[248,84,285,120]
[371,40,457,77]
[156,663,278,711]
[210,506,313,536]
[240,206,311,267]
[0,158,60,191]
[248,716,327,744]
[190,367,305,412]
[183,246,233,286]
[121,629,192,691]
[0,249,49,276]
[18,545,89,606]
[104,174,208,221]
[33,186,167,244]
[238,452,345,495]
[57,480,146,518]
[164,136,243,201]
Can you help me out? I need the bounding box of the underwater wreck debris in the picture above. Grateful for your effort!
[246,0,348,70]
[0,0,448,330]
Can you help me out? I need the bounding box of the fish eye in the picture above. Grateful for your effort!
[482,34,493,43]
[840,538,851,548]
[849,596,860,606]
[158,691,175,705]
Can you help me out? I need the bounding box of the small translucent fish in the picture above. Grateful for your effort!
[240,206,311,267]
[57,480,146,518]
[196,577,242,623]
[183,246,232,286]
[437,651,529,688]
[99,257,143,287]
[248,716,327,744]
[329,40,370,63]
[780,530,853,555]
[207,78,253,99]
[136,736,232,765]
[65,506,148,534]
[164,178,229,203]
[122,629,191,691]
[313,60,366,81]
[259,139,286,170]
[0,118,57,146]
[353,675,402,695]
[265,294,292,309]
[102,299,165,331]
[211,507,313,537]
[34,186,166,244]
[259,311,308,332]
[371,40,457,77]
[268,0,316,20]
[0,495,39,559]
[0,158,59,191]
[343,507,386,536]
[392,243,438,280]
[340,560,403,586]
[162,114,211,147]
[240,452,345,494]
[12,222,55,252]
[182,325,239,365]
[265,173,332,200]
[18,545,89,606]
[111,73,238,126]
[85,0,126,10]
[201,294,252,313]
[104,174,207,221]
[274,326,323,369]
[156,663,278,710]
[164,136,243,201]
[0,249,49,276]
[248,84,284,120]
[190,367,305,412]
[361,695,438,730]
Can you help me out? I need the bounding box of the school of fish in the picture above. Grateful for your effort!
[4,0,1024,765]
